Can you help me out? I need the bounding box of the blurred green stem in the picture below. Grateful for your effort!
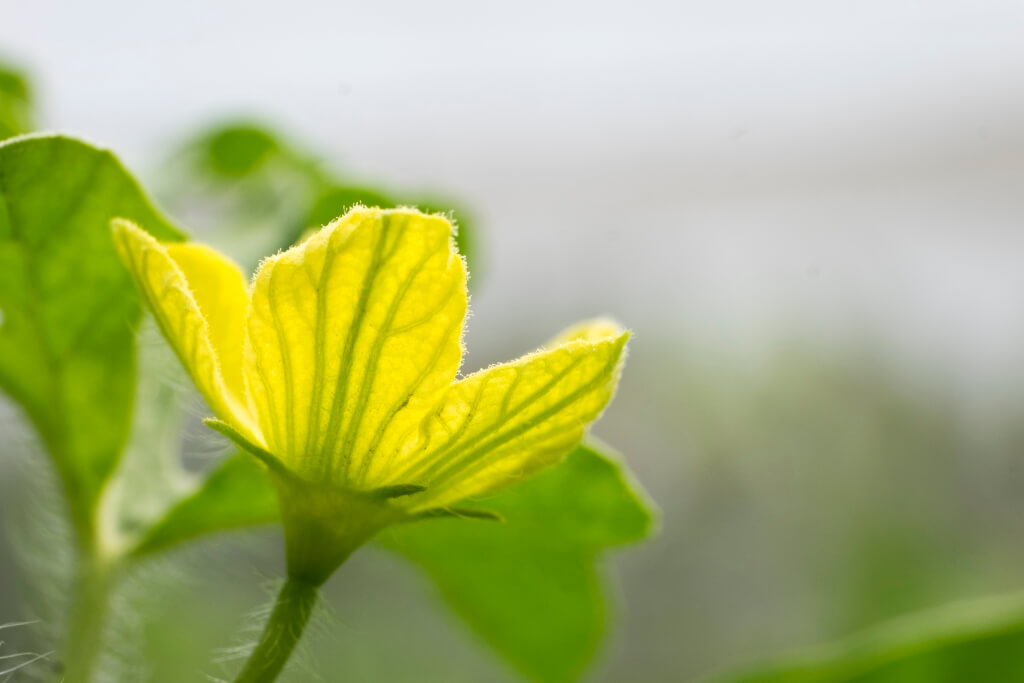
[60,555,113,683]
[234,577,319,683]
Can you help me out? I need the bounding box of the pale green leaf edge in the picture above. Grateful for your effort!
[709,590,1024,683]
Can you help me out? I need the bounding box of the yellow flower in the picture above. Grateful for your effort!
[112,207,628,583]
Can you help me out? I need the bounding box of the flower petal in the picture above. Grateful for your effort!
[244,207,467,486]
[111,219,257,439]
[164,242,251,409]
[380,324,629,509]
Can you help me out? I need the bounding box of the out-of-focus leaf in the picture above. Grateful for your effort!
[0,134,183,542]
[306,186,395,225]
[378,441,655,683]
[0,62,34,139]
[199,122,280,178]
[131,454,278,557]
[165,121,480,278]
[714,592,1024,683]
[104,324,193,547]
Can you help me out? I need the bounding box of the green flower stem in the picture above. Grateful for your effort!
[234,577,319,683]
[60,556,114,683]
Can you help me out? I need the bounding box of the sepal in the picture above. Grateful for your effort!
[203,418,289,476]
[410,507,504,522]
[370,483,428,500]
[271,473,409,585]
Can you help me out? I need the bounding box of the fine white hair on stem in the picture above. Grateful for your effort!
[210,574,325,682]
[3,437,71,674]
[0,650,53,677]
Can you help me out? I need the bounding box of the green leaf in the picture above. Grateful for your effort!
[377,441,655,683]
[0,62,34,139]
[165,121,479,278]
[131,453,279,557]
[306,186,396,226]
[198,122,280,178]
[0,134,183,543]
[714,591,1024,683]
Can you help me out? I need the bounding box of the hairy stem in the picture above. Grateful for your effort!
[60,556,113,683]
[234,577,319,683]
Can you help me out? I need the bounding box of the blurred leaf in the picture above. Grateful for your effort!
[165,121,480,278]
[199,122,280,178]
[307,185,395,224]
[378,441,655,683]
[0,62,34,139]
[104,326,194,547]
[131,454,278,557]
[715,592,1024,683]
[0,134,183,541]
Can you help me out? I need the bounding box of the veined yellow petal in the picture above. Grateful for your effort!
[382,325,629,509]
[111,219,258,440]
[245,207,467,486]
[165,242,250,414]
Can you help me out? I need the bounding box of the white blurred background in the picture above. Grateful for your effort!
[4,1,1024,375]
